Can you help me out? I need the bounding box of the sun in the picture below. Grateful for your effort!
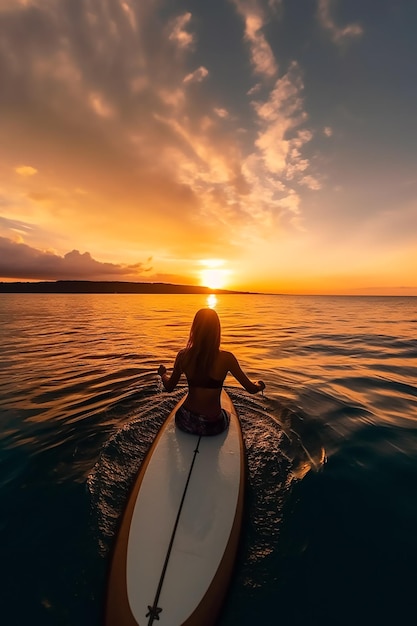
[199,259,231,290]
[200,268,227,289]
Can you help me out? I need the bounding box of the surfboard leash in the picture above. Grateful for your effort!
[146,435,202,625]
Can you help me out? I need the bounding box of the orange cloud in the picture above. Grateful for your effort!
[15,165,38,176]
[169,13,194,49]
[233,1,278,78]
[183,66,209,84]
[317,0,363,44]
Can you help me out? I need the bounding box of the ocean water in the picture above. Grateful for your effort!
[1,293,416,626]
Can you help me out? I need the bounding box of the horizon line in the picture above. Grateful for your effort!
[0,279,416,297]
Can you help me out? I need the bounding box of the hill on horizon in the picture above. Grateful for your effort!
[0,280,254,295]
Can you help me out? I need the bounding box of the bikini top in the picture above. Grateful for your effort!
[186,374,224,389]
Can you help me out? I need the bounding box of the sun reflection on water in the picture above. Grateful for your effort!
[206,294,217,308]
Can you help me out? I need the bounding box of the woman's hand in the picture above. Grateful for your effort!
[158,364,167,377]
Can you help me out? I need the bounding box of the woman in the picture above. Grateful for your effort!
[157,308,265,436]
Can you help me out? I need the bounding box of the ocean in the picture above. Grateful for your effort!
[1,293,416,626]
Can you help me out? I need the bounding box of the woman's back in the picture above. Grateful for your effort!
[181,350,228,418]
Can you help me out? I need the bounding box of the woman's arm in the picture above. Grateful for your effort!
[226,352,265,394]
[158,351,183,392]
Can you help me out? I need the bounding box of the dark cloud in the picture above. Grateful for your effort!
[0,236,151,280]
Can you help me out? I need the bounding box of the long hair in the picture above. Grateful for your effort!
[182,308,221,376]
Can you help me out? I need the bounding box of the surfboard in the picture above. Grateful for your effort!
[105,390,245,626]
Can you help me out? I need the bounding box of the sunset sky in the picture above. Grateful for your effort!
[1,0,416,294]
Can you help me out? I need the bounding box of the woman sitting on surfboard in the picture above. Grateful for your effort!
[157,308,265,436]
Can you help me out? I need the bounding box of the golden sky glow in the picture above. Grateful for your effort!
[0,1,416,294]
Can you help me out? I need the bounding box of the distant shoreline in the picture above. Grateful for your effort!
[0,280,255,295]
[0,281,415,297]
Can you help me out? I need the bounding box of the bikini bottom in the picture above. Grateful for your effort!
[175,406,230,436]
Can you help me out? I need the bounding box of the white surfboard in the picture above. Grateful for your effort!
[106,390,245,626]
